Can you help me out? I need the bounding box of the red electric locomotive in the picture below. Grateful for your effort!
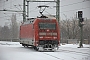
[20,17,60,51]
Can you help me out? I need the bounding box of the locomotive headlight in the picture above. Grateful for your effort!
[39,32,46,35]
[53,37,57,39]
[52,33,57,35]
[39,36,43,38]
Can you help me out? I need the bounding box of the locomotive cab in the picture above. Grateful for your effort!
[33,18,60,51]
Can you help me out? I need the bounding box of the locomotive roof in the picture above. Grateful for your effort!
[37,18,56,20]
[22,17,56,25]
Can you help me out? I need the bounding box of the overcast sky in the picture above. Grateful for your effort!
[0,0,90,26]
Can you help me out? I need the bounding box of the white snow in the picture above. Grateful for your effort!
[0,41,90,60]
[0,41,22,47]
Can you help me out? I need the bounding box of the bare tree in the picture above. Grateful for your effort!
[0,26,10,40]
[10,14,19,40]
[83,19,90,43]
[60,17,90,43]
[61,19,72,39]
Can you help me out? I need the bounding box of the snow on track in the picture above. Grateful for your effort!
[0,41,90,60]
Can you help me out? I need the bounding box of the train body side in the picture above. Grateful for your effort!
[20,22,34,46]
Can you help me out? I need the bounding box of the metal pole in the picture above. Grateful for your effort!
[23,0,26,22]
[27,1,29,17]
[56,0,60,23]
[79,24,83,47]
[25,0,58,23]
[77,11,84,48]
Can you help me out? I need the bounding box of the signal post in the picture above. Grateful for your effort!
[78,11,84,48]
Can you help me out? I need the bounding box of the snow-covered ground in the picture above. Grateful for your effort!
[0,41,90,60]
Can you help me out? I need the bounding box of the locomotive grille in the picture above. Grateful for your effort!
[39,32,57,36]
[39,40,58,45]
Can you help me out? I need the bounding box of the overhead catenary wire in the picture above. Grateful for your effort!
[31,0,90,13]
[14,4,22,11]
[19,4,23,11]
[0,0,90,10]
[1,0,89,12]
[44,10,53,16]
[0,0,90,19]
[0,0,17,8]
[0,0,62,10]
[28,2,55,13]
[0,12,22,19]
[0,1,21,11]
[29,7,38,13]
[60,0,89,7]
[60,6,90,13]
[52,0,90,8]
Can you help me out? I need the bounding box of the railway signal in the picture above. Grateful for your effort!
[78,11,84,24]
[78,11,83,19]
[77,11,84,48]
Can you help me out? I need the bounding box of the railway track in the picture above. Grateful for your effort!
[41,47,90,60]
[43,52,65,60]
[42,52,79,60]
[57,47,90,57]
[42,52,89,60]
[57,49,90,55]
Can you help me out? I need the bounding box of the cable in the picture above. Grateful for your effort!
[29,2,54,13]
[0,12,22,19]
[29,7,38,12]
[42,0,90,13]
[36,0,90,10]
[0,0,90,18]
[51,0,90,8]
[45,10,53,16]
[1,1,51,16]
[0,0,85,12]
[19,4,22,11]
[60,6,90,13]
[43,2,53,6]
[0,0,23,11]
[14,5,22,11]
[0,0,16,8]
[0,15,10,19]
[60,0,90,7]
[1,0,90,9]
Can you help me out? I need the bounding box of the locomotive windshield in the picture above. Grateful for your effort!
[39,23,56,29]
